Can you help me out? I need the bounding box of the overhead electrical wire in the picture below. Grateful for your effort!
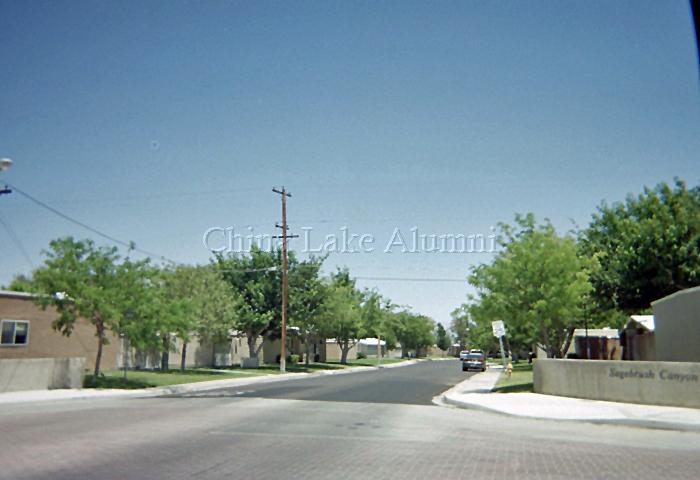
[7,183,177,264]
[0,211,34,268]
[6,184,472,283]
[352,276,467,283]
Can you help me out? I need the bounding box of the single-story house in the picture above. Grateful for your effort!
[357,338,386,356]
[122,333,264,370]
[651,286,700,362]
[0,290,120,370]
[319,338,358,362]
[565,328,621,360]
[621,315,655,361]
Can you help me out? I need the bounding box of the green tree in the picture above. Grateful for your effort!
[385,310,435,357]
[435,322,451,351]
[464,303,500,353]
[469,214,593,358]
[4,273,33,292]
[450,303,500,353]
[32,238,123,376]
[215,247,282,364]
[321,271,363,364]
[120,261,200,373]
[580,179,700,313]
[112,259,164,373]
[288,256,327,365]
[449,305,471,349]
[161,265,239,371]
[358,290,396,355]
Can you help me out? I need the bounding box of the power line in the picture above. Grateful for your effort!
[216,267,279,273]
[7,183,177,264]
[352,276,467,283]
[5,185,265,208]
[0,211,34,268]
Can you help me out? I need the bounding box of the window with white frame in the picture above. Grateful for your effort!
[0,320,29,346]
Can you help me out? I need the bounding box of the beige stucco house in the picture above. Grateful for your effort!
[0,290,120,370]
[651,286,700,362]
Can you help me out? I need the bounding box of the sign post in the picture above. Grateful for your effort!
[491,320,507,368]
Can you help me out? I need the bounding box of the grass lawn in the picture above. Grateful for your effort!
[492,363,534,393]
[347,357,406,367]
[250,363,347,374]
[487,357,508,365]
[228,357,407,375]
[84,369,261,389]
[85,357,410,389]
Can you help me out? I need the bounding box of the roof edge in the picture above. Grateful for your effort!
[651,285,700,306]
[0,289,38,299]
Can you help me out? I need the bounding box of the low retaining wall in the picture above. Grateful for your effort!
[0,357,85,393]
[534,359,700,409]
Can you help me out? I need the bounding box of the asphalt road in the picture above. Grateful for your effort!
[179,359,473,404]
[1,361,699,480]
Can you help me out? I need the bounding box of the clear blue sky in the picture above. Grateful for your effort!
[1,0,698,325]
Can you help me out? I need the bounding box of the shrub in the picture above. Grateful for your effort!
[289,354,300,364]
[357,352,367,359]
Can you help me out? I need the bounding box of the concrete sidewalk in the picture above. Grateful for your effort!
[435,366,700,432]
[0,359,419,405]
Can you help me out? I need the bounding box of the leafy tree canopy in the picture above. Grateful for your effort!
[469,214,593,358]
[435,322,451,351]
[32,237,125,375]
[580,178,700,312]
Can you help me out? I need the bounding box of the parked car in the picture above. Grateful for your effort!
[461,352,487,372]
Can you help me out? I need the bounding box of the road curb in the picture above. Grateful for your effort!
[432,365,700,433]
[439,393,700,432]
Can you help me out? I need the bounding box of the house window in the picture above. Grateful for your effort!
[0,320,29,346]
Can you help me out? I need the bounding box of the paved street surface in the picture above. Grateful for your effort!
[180,359,473,404]
[1,361,699,480]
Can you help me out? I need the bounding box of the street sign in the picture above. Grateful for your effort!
[491,320,508,368]
[492,320,505,337]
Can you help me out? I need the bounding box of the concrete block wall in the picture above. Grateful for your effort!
[534,359,700,408]
[0,357,86,393]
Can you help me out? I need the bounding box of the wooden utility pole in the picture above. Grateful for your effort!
[272,187,298,372]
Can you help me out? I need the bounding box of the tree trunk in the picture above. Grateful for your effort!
[180,342,188,372]
[504,337,512,360]
[539,321,552,358]
[94,319,105,377]
[304,335,311,366]
[560,327,575,359]
[161,336,169,371]
[247,335,258,359]
[338,339,354,365]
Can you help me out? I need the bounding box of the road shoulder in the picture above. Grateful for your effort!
[434,365,700,432]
